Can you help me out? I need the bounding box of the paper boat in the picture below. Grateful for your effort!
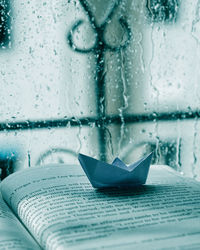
[78,152,153,188]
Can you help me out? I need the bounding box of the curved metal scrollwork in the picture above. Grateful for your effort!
[67,0,132,161]
[35,147,78,166]
[67,12,131,53]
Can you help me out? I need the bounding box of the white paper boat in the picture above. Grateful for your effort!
[78,152,153,188]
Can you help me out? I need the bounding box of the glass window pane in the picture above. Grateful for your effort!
[0,0,200,181]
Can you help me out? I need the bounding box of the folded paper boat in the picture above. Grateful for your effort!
[78,152,153,188]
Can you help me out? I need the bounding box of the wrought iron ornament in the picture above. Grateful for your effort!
[67,0,132,161]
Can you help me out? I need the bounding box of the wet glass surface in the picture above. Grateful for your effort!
[0,0,200,180]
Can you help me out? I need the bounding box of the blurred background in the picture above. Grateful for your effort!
[0,0,200,180]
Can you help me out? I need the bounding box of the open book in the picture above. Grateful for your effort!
[0,163,200,249]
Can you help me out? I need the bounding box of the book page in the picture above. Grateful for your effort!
[0,194,41,249]
[1,164,200,250]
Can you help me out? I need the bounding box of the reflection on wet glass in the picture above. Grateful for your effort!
[0,0,200,181]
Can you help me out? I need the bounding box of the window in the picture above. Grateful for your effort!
[0,0,199,181]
